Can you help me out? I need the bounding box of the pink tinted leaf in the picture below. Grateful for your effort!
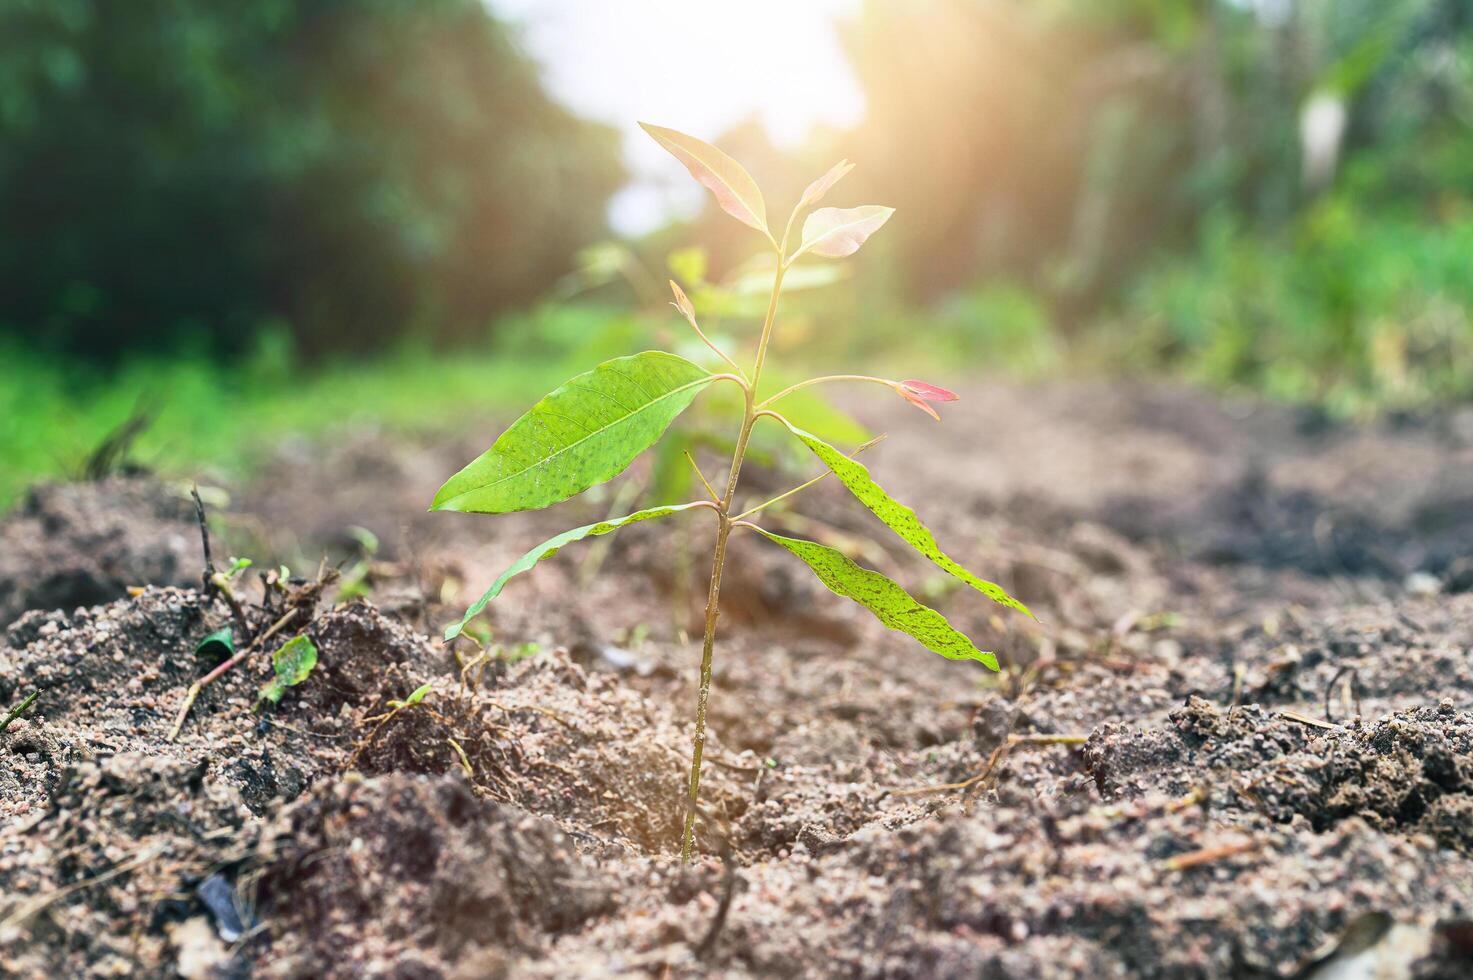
[898,390,942,421]
[799,159,855,209]
[899,380,959,402]
[893,380,958,421]
[794,205,895,260]
[640,122,769,236]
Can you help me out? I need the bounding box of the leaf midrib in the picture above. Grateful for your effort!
[437,371,713,508]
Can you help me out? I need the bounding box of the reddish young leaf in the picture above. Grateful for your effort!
[893,380,959,421]
[799,159,855,210]
[899,380,958,402]
[640,122,769,236]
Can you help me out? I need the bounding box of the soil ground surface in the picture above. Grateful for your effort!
[3,379,1473,978]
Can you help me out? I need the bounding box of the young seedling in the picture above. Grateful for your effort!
[431,123,1032,860]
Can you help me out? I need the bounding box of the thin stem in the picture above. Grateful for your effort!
[679,309,748,382]
[709,373,749,391]
[752,408,791,427]
[779,205,802,268]
[757,374,896,410]
[731,434,886,521]
[748,265,788,396]
[682,514,733,862]
[681,248,787,863]
[0,691,38,735]
[685,452,721,503]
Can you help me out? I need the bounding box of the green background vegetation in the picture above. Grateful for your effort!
[1,0,1469,508]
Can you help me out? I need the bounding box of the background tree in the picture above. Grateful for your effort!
[0,0,625,358]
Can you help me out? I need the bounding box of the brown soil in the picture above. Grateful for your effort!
[2,380,1473,978]
[0,477,201,629]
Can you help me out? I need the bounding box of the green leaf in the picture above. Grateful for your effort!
[754,529,996,669]
[771,417,1033,619]
[794,205,895,260]
[640,122,769,236]
[431,352,717,514]
[389,682,433,709]
[194,627,235,663]
[259,635,318,705]
[444,502,711,640]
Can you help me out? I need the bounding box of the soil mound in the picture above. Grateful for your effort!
[0,478,200,629]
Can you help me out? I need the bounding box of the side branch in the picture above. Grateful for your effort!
[732,434,886,520]
[757,374,897,410]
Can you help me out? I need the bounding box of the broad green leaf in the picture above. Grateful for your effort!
[794,205,895,260]
[640,122,769,236]
[799,159,855,209]
[772,417,1033,619]
[260,635,318,705]
[194,627,234,663]
[431,352,716,514]
[754,529,996,669]
[444,502,710,640]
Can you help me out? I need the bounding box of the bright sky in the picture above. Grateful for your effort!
[487,0,865,234]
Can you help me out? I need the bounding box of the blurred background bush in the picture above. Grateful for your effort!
[0,0,623,358]
[1,0,1469,503]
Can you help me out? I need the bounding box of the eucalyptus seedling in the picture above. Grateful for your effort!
[431,123,1032,861]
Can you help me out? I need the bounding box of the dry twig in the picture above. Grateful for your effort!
[167,607,300,742]
[1162,838,1260,872]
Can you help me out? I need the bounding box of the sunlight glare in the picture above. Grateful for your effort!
[487,0,865,234]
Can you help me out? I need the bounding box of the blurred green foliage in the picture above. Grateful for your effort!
[0,307,628,508]
[604,0,1470,419]
[833,0,1471,307]
[828,0,1473,412]
[1095,199,1473,415]
[1,0,1470,511]
[0,0,623,358]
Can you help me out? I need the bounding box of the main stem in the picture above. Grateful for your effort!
[681,258,786,861]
